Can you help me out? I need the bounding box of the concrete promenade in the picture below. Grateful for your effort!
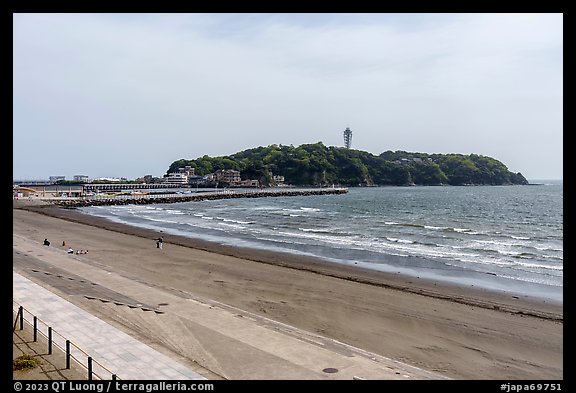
[13,272,207,380]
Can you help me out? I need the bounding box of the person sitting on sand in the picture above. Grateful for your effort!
[67,247,74,254]
[43,239,50,246]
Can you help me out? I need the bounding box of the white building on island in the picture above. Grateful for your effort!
[162,172,189,185]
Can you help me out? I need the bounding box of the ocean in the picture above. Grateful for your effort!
[78,181,563,303]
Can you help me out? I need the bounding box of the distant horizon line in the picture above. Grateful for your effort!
[13,177,564,183]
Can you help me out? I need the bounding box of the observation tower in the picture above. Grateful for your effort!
[343,127,352,149]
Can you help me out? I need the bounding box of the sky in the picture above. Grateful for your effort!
[13,13,563,181]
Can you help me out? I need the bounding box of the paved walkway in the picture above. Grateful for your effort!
[13,272,206,380]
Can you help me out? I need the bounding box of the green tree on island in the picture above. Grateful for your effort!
[167,142,528,187]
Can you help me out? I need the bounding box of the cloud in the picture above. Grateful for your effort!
[13,13,563,179]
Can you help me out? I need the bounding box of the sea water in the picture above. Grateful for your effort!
[79,181,563,303]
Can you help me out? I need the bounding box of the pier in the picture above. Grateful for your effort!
[50,188,348,208]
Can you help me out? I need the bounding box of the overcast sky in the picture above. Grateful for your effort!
[13,13,563,181]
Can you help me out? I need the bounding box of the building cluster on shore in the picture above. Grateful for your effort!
[159,166,269,188]
[13,165,285,199]
[13,162,298,204]
[16,166,277,189]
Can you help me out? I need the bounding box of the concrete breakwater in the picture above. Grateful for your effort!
[52,188,349,208]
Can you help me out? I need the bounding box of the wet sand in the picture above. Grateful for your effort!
[13,203,563,379]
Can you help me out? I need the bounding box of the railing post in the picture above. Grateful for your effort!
[66,340,71,369]
[19,306,24,330]
[88,357,93,380]
[33,316,37,342]
[48,327,52,354]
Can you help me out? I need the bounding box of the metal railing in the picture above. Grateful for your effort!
[13,302,119,380]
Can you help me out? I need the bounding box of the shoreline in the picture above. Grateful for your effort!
[13,202,563,379]
[16,203,562,321]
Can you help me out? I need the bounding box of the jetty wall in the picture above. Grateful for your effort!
[51,188,348,208]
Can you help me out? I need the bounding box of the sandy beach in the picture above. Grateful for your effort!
[12,201,563,380]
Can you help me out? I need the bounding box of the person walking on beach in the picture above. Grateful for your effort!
[156,236,164,250]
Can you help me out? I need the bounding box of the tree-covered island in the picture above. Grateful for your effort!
[167,142,528,187]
